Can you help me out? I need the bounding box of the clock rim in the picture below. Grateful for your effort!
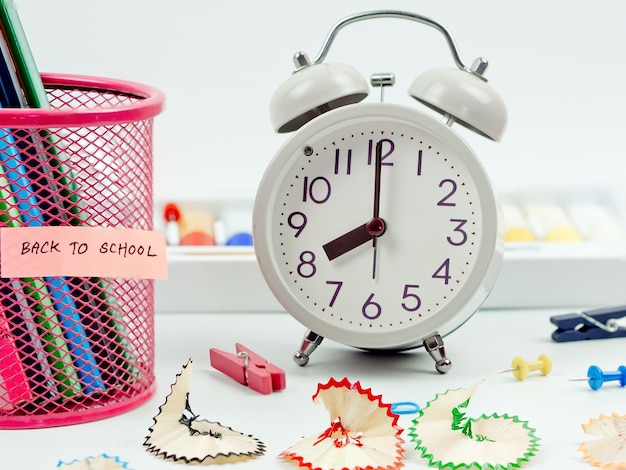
[253,102,503,350]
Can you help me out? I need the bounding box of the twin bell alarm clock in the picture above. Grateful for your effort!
[253,10,507,373]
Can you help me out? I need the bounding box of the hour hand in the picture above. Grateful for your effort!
[323,223,372,261]
[323,218,385,261]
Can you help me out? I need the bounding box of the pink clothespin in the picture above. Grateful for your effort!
[209,343,286,394]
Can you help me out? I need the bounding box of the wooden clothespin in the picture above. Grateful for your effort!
[209,343,286,394]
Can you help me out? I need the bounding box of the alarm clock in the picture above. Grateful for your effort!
[253,10,507,373]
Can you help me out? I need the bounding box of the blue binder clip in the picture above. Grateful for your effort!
[550,306,626,342]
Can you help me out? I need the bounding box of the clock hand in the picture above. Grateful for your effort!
[322,218,386,261]
[371,140,383,278]
[323,223,372,260]
[373,140,382,220]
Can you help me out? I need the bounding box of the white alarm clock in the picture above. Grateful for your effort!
[253,10,507,373]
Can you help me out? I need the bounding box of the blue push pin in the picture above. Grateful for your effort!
[572,365,626,390]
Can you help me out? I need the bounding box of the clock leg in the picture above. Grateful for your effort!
[423,333,452,374]
[293,330,324,366]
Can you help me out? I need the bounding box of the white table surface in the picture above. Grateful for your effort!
[1,308,624,469]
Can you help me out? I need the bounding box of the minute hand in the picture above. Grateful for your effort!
[371,140,385,278]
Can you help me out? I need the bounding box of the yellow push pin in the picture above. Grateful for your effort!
[497,354,552,381]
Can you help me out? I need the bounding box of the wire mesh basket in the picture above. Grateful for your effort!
[0,73,164,428]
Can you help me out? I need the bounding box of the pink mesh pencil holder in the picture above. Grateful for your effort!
[0,73,164,428]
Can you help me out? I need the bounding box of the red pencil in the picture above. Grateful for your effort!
[0,303,32,410]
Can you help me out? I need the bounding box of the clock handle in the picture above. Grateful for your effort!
[423,333,452,374]
[293,330,324,366]
[306,10,466,70]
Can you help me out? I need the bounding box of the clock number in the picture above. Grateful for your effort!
[401,284,422,312]
[362,293,382,320]
[367,139,394,166]
[432,259,451,284]
[334,148,352,175]
[326,280,343,307]
[303,176,331,204]
[437,179,457,206]
[447,218,468,246]
[287,211,307,237]
[297,251,317,278]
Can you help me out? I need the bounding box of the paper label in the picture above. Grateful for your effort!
[0,226,167,279]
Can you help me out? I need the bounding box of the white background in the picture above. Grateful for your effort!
[14,0,626,204]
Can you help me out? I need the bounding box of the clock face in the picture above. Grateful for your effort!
[254,102,502,350]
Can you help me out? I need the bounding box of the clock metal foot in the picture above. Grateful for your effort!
[423,333,452,374]
[293,330,324,366]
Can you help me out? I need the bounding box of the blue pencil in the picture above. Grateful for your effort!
[0,129,105,394]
